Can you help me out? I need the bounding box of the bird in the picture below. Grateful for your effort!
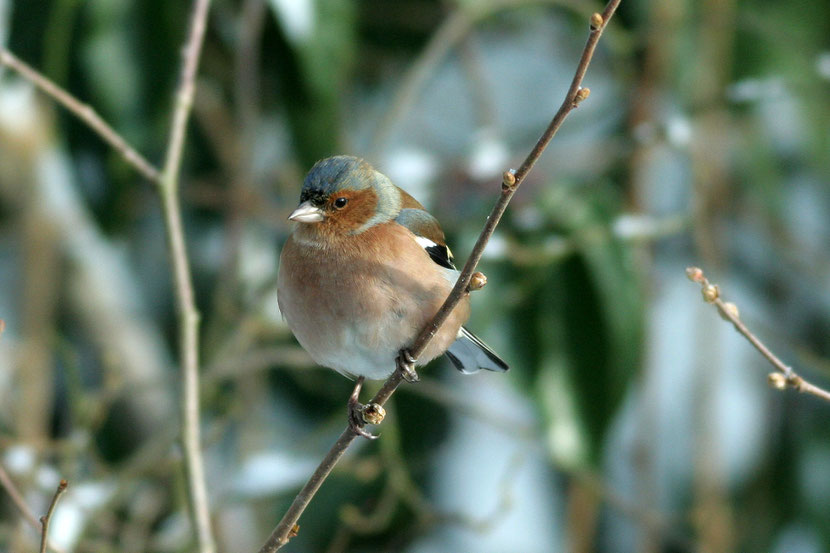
[277,155,508,437]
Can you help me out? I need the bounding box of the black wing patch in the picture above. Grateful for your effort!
[424,242,456,270]
[394,208,456,270]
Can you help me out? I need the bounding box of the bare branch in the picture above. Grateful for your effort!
[367,10,472,157]
[0,457,67,553]
[0,48,160,182]
[159,1,216,553]
[257,2,622,551]
[366,0,599,158]
[686,267,830,403]
[0,462,40,530]
[162,0,211,182]
[39,479,68,553]
[1,2,214,551]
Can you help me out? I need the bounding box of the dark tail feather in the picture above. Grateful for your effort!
[445,327,509,374]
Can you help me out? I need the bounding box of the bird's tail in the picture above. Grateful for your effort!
[445,327,509,374]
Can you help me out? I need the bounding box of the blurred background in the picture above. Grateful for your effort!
[1,0,830,551]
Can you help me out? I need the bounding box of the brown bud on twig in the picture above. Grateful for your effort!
[718,302,739,321]
[701,284,719,303]
[502,169,517,190]
[574,87,591,106]
[590,12,604,30]
[362,403,386,426]
[768,372,787,390]
[468,272,488,292]
[288,524,300,539]
[683,266,830,404]
[39,478,68,553]
[685,266,704,283]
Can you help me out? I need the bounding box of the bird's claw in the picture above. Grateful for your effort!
[349,405,380,439]
[348,376,382,439]
[396,349,419,383]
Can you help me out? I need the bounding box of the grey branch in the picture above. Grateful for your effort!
[686,267,830,403]
[0,48,160,182]
[3,1,215,551]
[160,1,216,553]
[39,479,68,553]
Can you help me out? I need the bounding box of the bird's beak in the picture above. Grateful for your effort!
[288,201,324,223]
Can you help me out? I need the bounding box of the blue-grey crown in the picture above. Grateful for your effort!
[300,156,369,206]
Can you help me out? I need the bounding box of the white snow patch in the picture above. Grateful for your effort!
[268,0,314,43]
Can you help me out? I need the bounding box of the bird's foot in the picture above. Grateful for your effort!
[347,376,384,439]
[396,349,419,383]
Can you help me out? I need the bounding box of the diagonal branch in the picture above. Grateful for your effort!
[0,462,38,527]
[686,267,830,403]
[0,48,160,182]
[159,2,215,553]
[256,2,622,552]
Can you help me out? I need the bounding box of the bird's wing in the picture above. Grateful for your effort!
[445,326,510,373]
[394,207,456,270]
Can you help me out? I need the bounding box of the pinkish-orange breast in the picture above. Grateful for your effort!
[277,222,469,379]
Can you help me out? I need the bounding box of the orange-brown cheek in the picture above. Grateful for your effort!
[327,189,379,232]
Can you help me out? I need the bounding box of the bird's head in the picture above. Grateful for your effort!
[288,156,401,236]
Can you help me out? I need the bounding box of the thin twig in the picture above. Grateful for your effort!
[0,462,41,529]
[257,3,621,551]
[0,48,160,182]
[159,1,215,553]
[367,9,472,157]
[366,0,597,158]
[686,267,830,403]
[572,470,693,551]
[162,0,210,182]
[39,479,68,553]
[1,4,216,550]
[0,277,66,553]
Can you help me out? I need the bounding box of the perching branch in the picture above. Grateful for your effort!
[39,479,68,553]
[686,267,830,403]
[256,2,622,551]
[0,48,160,182]
[159,2,216,553]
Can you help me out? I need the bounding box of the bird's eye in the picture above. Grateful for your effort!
[333,197,348,209]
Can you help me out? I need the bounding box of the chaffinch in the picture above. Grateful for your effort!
[277,155,508,434]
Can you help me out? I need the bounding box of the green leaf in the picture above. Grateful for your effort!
[509,181,644,465]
